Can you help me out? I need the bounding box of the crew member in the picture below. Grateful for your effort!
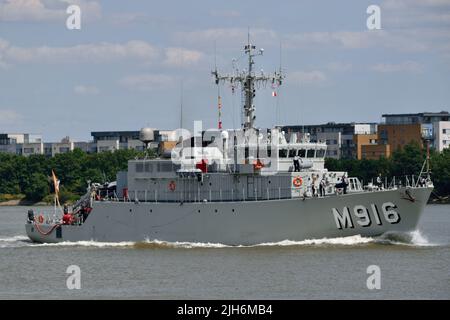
[319,176,326,197]
[376,174,383,190]
[342,174,349,194]
[293,155,300,172]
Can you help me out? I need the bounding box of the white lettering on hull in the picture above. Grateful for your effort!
[333,202,400,229]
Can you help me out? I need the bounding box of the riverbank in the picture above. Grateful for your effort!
[0,199,48,206]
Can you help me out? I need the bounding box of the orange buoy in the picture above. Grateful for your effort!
[293,177,303,188]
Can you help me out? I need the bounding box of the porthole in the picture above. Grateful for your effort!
[214,209,218,213]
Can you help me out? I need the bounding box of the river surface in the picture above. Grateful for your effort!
[0,205,449,299]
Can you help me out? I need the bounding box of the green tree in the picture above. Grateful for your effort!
[23,173,50,201]
[431,149,450,196]
[390,142,425,177]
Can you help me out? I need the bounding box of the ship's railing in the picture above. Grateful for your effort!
[126,188,297,203]
[96,175,431,204]
[362,174,432,192]
[122,185,346,203]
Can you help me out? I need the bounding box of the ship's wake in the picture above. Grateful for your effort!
[0,231,439,249]
[373,230,436,247]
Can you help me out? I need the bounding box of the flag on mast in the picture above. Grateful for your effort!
[51,170,60,195]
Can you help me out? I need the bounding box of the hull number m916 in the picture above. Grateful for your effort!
[332,202,400,229]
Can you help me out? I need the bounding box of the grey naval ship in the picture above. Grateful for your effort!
[26,40,433,245]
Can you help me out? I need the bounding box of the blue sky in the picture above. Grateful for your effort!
[0,0,449,141]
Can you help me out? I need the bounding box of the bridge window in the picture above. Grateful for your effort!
[288,149,297,157]
[298,149,306,157]
[316,149,325,158]
[307,149,315,158]
[279,149,288,157]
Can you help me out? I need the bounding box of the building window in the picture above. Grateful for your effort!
[136,163,144,172]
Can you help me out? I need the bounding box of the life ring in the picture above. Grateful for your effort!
[168,181,176,192]
[37,214,44,224]
[293,177,303,188]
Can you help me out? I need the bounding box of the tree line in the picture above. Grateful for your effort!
[0,148,151,202]
[0,142,449,203]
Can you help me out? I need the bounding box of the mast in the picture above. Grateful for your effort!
[212,35,284,130]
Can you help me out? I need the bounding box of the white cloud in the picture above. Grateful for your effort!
[0,0,101,22]
[327,62,353,72]
[370,61,423,73]
[0,38,210,68]
[174,28,278,48]
[74,84,99,95]
[106,12,147,25]
[382,0,450,27]
[164,47,204,67]
[209,10,241,18]
[288,71,327,86]
[0,109,23,125]
[0,39,160,65]
[119,74,176,91]
[383,0,450,9]
[285,30,429,52]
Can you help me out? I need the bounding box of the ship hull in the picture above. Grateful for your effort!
[25,187,432,245]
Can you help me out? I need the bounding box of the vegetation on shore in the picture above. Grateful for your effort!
[0,149,152,203]
[0,142,448,203]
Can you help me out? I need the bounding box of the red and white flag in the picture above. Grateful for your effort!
[272,91,277,97]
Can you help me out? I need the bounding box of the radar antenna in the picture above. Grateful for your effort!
[212,34,284,130]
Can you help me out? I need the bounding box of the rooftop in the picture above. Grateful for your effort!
[382,111,449,117]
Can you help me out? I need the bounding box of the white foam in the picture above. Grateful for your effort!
[140,239,230,248]
[0,235,32,248]
[0,235,29,242]
[0,232,438,249]
[33,241,135,248]
[253,235,374,247]
[136,235,374,249]
[375,230,438,247]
